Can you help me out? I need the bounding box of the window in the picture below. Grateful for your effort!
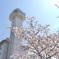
[0,52,1,55]
[0,46,1,50]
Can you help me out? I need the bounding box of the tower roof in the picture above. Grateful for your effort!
[9,8,26,22]
[0,38,9,45]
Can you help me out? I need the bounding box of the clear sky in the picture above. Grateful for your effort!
[0,0,59,42]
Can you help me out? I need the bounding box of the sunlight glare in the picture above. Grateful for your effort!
[50,0,59,6]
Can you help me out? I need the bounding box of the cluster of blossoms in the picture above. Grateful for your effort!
[10,17,59,59]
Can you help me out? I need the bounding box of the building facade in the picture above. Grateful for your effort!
[0,8,26,59]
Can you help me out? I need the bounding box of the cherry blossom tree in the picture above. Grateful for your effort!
[54,1,59,18]
[10,17,59,59]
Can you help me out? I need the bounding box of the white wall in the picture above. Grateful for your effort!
[0,42,8,59]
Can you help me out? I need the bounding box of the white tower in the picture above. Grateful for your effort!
[7,8,26,59]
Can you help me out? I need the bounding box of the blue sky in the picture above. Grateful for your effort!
[0,0,59,41]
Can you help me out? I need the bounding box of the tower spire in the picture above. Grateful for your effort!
[7,8,26,59]
[9,8,26,22]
